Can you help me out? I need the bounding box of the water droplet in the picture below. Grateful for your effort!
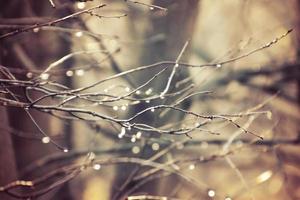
[194,122,200,127]
[151,108,155,112]
[216,64,222,68]
[66,70,74,77]
[113,106,119,111]
[121,105,127,111]
[188,164,195,170]
[160,95,165,99]
[26,72,33,79]
[135,90,141,95]
[136,131,142,139]
[75,69,85,76]
[145,100,150,103]
[174,63,179,67]
[132,146,140,154]
[40,73,49,80]
[208,189,216,197]
[256,170,273,183]
[225,197,232,200]
[125,87,131,92]
[151,143,160,151]
[41,136,50,144]
[33,28,40,33]
[145,88,153,95]
[149,6,154,10]
[93,163,101,170]
[76,2,86,9]
[131,136,136,143]
[104,89,108,93]
[63,148,69,153]
[75,31,83,37]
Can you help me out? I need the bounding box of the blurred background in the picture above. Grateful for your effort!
[0,0,299,199]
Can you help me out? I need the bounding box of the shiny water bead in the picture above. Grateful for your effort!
[66,70,74,77]
[93,164,101,170]
[40,73,49,80]
[26,72,33,78]
[208,189,216,197]
[75,31,83,37]
[77,2,86,9]
[132,146,140,154]
[151,143,160,151]
[131,136,136,143]
[188,164,195,170]
[75,69,85,76]
[136,131,142,139]
[41,136,50,144]
[113,106,119,111]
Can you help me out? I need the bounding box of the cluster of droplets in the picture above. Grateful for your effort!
[207,189,232,200]
[113,104,128,111]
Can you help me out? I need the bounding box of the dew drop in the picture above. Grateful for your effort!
[125,87,131,92]
[33,28,40,33]
[77,2,86,9]
[150,108,155,112]
[63,148,69,153]
[113,106,119,111]
[75,69,85,76]
[66,70,74,77]
[75,31,83,37]
[131,136,136,143]
[41,136,50,144]
[136,131,142,139]
[93,164,101,170]
[188,164,195,170]
[26,72,33,79]
[149,6,154,10]
[151,143,160,151]
[40,73,49,80]
[121,105,127,111]
[132,146,140,154]
[135,90,141,95]
[216,64,222,68]
[145,88,153,95]
[208,189,216,197]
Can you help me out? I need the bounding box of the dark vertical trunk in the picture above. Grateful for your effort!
[0,0,74,199]
[112,1,200,198]
[0,107,18,200]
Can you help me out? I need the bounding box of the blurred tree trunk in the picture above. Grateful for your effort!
[112,0,200,198]
[0,0,73,199]
[0,107,17,200]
